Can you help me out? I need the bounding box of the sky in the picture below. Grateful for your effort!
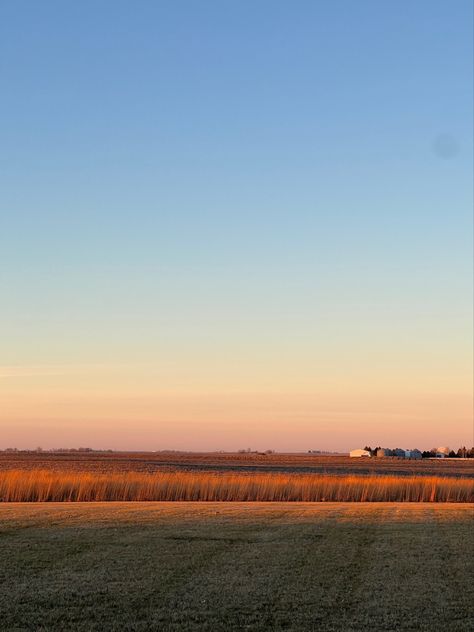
[0,1,472,452]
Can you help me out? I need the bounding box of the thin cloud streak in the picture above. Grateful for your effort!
[0,364,140,378]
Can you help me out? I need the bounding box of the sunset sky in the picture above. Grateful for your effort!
[1,1,472,451]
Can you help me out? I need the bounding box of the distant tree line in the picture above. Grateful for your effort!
[363,446,474,458]
[1,447,113,453]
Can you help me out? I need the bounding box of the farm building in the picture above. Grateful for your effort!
[376,448,421,459]
[405,449,422,460]
[349,449,371,458]
[392,448,406,457]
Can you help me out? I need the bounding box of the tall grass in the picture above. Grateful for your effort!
[0,470,472,502]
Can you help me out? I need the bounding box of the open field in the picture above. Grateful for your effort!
[1,451,473,477]
[1,469,472,502]
[0,502,472,631]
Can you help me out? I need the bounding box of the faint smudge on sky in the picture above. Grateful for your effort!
[432,134,460,159]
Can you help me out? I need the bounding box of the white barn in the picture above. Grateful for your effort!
[349,449,371,458]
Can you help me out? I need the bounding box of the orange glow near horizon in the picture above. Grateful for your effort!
[1,360,472,451]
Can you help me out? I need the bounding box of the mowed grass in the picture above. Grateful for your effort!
[0,503,472,631]
[1,469,473,502]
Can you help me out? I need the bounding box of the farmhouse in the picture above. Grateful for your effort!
[349,449,371,458]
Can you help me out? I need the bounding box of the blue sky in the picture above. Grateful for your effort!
[0,1,472,450]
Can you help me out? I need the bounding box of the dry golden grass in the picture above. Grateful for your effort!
[0,469,472,502]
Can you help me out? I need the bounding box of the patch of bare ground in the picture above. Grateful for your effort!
[1,452,473,477]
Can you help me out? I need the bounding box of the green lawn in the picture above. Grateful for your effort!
[0,503,472,631]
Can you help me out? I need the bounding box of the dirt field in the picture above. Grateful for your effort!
[1,503,472,631]
[1,451,472,477]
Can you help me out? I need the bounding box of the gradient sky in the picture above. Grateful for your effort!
[1,1,473,451]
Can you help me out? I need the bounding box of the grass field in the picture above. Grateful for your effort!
[1,503,472,631]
